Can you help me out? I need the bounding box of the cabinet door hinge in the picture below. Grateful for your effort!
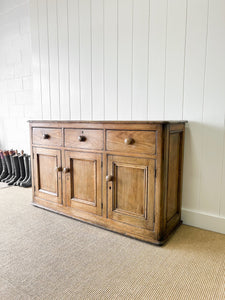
[154,168,157,178]
[101,161,103,168]
[101,203,103,209]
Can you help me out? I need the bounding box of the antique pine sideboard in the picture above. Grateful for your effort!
[29,121,186,245]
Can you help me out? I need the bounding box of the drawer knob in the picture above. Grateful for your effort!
[124,137,134,145]
[63,168,70,173]
[106,175,113,182]
[55,167,62,172]
[78,135,86,142]
[43,133,50,139]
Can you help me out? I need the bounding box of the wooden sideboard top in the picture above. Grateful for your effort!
[29,120,187,124]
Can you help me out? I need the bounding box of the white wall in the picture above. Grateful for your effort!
[0,0,35,152]
[1,0,225,234]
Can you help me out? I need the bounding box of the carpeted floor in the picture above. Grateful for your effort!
[0,187,224,300]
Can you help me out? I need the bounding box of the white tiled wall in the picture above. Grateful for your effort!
[0,0,34,152]
[0,0,225,234]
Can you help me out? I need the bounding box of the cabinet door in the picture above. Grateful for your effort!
[65,151,102,216]
[107,155,155,230]
[33,147,62,204]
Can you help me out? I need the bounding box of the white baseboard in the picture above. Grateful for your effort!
[181,208,225,235]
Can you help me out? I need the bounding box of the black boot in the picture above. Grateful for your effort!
[0,152,2,175]
[2,150,14,182]
[14,151,26,186]
[5,151,16,183]
[21,155,32,188]
[8,154,20,186]
[0,151,9,181]
[20,155,29,185]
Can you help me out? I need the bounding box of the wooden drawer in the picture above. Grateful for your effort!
[64,129,104,150]
[32,128,62,146]
[106,130,156,154]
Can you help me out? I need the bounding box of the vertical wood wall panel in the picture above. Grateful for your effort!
[38,0,51,119]
[132,0,149,120]
[182,0,209,211]
[148,0,167,120]
[68,0,81,119]
[91,0,104,120]
[57,0,70,119]
[30,0,42,119]
[79,0,92,120]
[117,0,132,120]
[29,0,225,231]
[104,0,118,120]
[199,0,225,214]
[220,119,225,217]
[47,0,60,119]
[164,0,187,120]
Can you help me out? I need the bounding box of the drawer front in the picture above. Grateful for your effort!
[106,130,156,154]
[64,129,104,150]
[32,128,62,146]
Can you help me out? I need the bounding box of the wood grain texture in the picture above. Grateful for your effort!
[33,147,62,204]
[166,133,181,221]
[65,151,102,216]
[64,129,104,150]
[32,127,62,146]
[107,155,155,230]
[30,121,186,244]
[106,130,156,154]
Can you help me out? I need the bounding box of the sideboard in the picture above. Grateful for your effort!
[29,121,186,245]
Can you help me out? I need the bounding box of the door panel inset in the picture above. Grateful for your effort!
[65,151,102,216]
[38,154,57,194]
[71,158,97,205]
[108,155,155,230]
[33,147,62,204]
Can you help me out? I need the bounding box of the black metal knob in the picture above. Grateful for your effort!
[43,133,50,139]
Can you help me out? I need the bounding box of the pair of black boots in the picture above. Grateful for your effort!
[0,150,32,188]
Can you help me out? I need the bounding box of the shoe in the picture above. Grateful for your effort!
[21,155,32,188]
[14,151,26,186]
[2,150,14,182]
[0,151,9,181]
[20,155,29,185]
[0,151,3,175]
[8,153,20,186]
[4,151,16,183]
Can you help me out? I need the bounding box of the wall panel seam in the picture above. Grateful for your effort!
[56,0,61,119]
[181,0,188,121]
[198,0,210,211]
[146,0,151,120]
[46,0,52,119]
[67,0,71,120]
[37,0,43,119]
[131,0,134,120]
[163,0,168,120]
[90,0,93,120]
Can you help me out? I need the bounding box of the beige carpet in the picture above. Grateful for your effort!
[0,188,224,300]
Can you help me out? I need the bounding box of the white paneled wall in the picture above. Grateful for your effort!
[1,0,225,233]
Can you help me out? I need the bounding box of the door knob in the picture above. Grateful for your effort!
[124,137,134,145]
[55,167,62,172]
[106,175,113,182]
[78,135,86,142]
[63,167,70,173]
[43,133,50,139]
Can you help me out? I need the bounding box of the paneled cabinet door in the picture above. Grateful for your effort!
[33,147,62,204]
[107,155,155,230]
[65,151,102,216]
